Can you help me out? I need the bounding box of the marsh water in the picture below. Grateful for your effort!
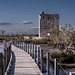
[0,42,4,53]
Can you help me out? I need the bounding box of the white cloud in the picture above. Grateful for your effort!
[0,21,33,25]
[20,21,32,24]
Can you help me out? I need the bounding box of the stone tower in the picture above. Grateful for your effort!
[39,12,59,37]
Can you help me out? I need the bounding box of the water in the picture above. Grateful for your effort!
[0,42,4,53]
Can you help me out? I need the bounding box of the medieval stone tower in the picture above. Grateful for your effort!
[39,12,59,37]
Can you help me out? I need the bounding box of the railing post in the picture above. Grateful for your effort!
[4,48,7,71]
[9,43,11,60]
[18,41,20,48]
[54,58,59,75]
[18,41,19,48]
[16,39,17,46]
[27,43,28,53]
[26,43,27,52]
[3,40,7,71]
[7,47,9,66]
[32,44,34,59]
[24,42,25,51]
[34,45,37,63]
[30,43,32,56]
[21,41,22,49]
[15,39,16,46]
[17,41,18,47]
[20,41,21,48]
[5,47,8,69]
[28,43,29,54]
[47,52,50,75]
[0,53,3,75]
[37,46,40,67]
[22,41,23,50]
[40,49,43,73]
[20,42,22,49]
[23,41,24,50]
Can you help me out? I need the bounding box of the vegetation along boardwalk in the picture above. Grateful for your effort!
[8,45,42,75]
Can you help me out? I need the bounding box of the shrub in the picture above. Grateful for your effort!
[51,52,75,63]
[51,52,66,59]
[60,54,75,63]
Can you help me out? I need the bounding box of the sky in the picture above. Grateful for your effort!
[0,0,75,35]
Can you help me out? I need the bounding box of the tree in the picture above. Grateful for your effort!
[60,24,74,45]
[0,30,5,36]
[49,24,75,49]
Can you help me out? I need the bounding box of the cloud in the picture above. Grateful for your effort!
[31,27,39,29]
[0,21,33,25]
[0,22,12,25]
[20,21,32,24]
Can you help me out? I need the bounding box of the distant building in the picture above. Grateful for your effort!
[39,12,59,37]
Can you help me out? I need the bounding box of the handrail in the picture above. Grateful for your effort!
[58,63,69,75]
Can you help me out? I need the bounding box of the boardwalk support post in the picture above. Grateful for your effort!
[54,58,59,75]
[47,52,50,75]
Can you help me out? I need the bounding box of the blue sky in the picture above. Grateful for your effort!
[0,0,75,34]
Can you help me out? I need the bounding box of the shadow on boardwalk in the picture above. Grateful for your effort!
[8,51,15,75]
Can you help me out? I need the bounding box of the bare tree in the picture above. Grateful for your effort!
[1,29,5,36]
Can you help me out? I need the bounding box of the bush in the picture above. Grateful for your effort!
[31,38,48,44]
[51,52,66,59]
[29,34,33,39]
[60,54,75,63]
[51,52,75,63]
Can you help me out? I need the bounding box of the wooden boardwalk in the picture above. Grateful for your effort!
[8,45,42,75]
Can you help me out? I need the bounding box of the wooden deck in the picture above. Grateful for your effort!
[8,45,42,75]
